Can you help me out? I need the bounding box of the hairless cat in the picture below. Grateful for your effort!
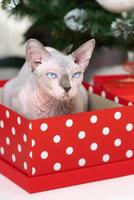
[0,39,95,119]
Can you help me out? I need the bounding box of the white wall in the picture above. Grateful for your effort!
[0,9,31,58]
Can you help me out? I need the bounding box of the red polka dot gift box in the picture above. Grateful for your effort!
[1,80,134,193]
[94,74,134,103]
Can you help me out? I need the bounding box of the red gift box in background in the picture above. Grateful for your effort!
[1,80,134,193]
[94,75,134,103]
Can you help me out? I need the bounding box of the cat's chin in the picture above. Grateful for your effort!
[47,93,71,101]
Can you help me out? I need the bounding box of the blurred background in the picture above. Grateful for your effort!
[0,0,134,81]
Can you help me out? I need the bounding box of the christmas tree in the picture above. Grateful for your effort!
[0,0,134,52]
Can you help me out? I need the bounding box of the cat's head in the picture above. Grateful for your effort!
[26,38,95,100]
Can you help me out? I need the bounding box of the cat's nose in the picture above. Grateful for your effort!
[64,87,71,93]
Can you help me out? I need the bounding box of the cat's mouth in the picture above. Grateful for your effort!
[62,94,71,100]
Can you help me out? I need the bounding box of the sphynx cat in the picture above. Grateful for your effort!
[0,39,95,119]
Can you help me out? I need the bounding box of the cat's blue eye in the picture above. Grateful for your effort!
[47,72,57,79]
[72,72,81,79]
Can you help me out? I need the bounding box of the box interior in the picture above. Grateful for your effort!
[89,93,122,111]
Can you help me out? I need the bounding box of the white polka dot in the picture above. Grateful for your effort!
[29,123,32,130]
[126,123,133,132]
[12,154,16,162]
[114,96,119,104]
[101,91,106,98]
[0,147,4,155]
[23,133,28,143]
[66,119,73,127]
[29,151,33,158]
[17,144,22,152]
[6,110,10,118]
[126,150,133,158]
[102,154,110,162]
[66,147,74,155]
[32,167,36,175]
[40,123,48,131]
[78,158,86,167]
[6,137,10,145]
[11,127,16,135]
[114,138,122,147]
[114,111,122,120]
[23,161,28,170]
[0,120,4,128]
[89,86,93,93]
[17,116,21,125]
[78,131,86,139]
[53,163,61,171]
[31,139,35,147]
[128,102,133,106]
[90,143,98,151]
[90,115,98,124]
[41,151,48,159]
[53,135,61,143]
[102,127,110,135]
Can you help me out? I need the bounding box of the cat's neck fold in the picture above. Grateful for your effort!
[31,83,73,118]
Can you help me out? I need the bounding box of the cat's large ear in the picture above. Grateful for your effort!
[71,39,95,70]
[26,39,50,72]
